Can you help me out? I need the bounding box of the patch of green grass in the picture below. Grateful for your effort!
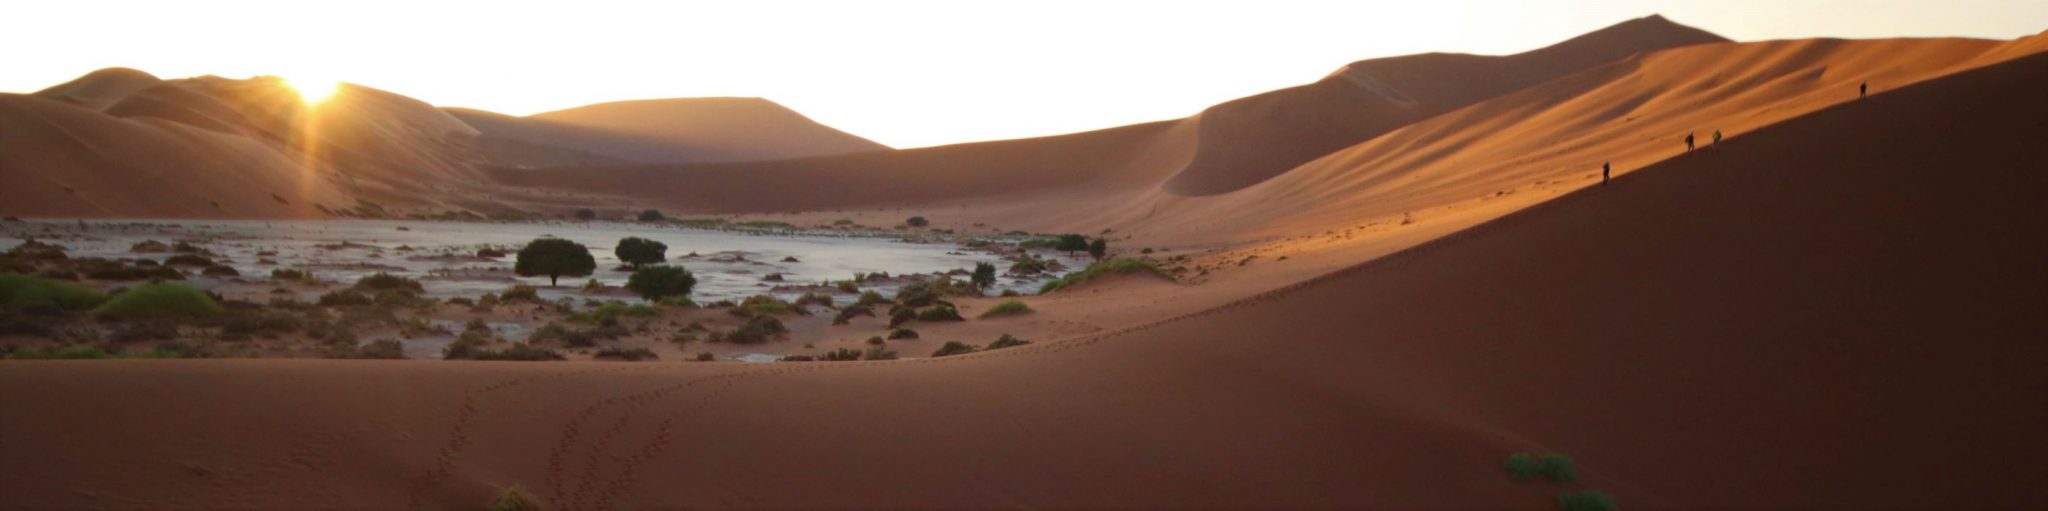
[977,300,1032,318]
[353,272,423,293]
[931,341,977,357]
[0,273,107,312]
[1039,258,1172,294]
[916,305,964,322]
[736,220,799,230]
[739,295,794,316]
[887,328,918,340]
[1557,491,1617,511]
[7,345,115,359]
[1538,454,1577,482]
[987,334,1031,350]
[594,346,658,361]
[94,282,223,320]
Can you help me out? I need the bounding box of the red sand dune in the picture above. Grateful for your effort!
[524,97,889,161]
[491,16,1725,213]
[6,42,2047,510]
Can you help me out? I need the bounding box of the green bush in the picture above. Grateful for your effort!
[317,290,373,307]
[970,262,997,290]
[270,268,312,281]
[501,284,540,302]
[987,334,1031,350]
[833,304,875,325]
[917,305,964,322]
[978,300,1031,318]
[887,328,918,340]
[1054,234,1089,254]
[0,273,107,312]
[1087,238,1108,260]
[614,237,668,268]
[201,265,240,277]
[514,237,596,286]
[488,485,543,511]
[820,347,862,361]
[163,254,214,267]
[931,341,977,357]
[1538,454,1577,482]
[906,216,929,227]
[625,265,695,302]
[637,209,665,222]
[1557,491,1617,511]
[888,307,916,328]
[1504,453,1540,481]
[856,290,889,306]
[1039,258,1172,294]
[863,346,898,360]
[739,295,794,316]
[714,315,787,344]
[94,283,223,320]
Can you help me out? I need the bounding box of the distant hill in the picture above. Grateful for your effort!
[502,97,888,163]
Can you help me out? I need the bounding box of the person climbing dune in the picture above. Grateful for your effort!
[1713,130,1723,149]
[1861,81,1868,98]
[1603,162,1611,186]
[1685,132,1696,152]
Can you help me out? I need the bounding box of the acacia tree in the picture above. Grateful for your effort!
[615,237,668,269]
[626,265,696,302]
[1054,234,1089,255]
[970,262,997,290]
[1087,238,1108,261]
[514,237,596,286]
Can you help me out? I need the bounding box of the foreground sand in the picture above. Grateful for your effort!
[7,48,2048,509]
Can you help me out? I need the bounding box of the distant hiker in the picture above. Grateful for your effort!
[1602,162,1611,186]
[1713,130,1723,147]
[1685,132,1695,152]
[1860,81,1868,98]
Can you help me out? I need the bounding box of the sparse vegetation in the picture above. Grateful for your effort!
[94,282,223,320]
[712,315,787,344]
[1537,454,1577,482]
[906,216,929,227]
[978,300,1031,318]
[574,208,597,221]
[488,485,543,511]
[1039,258,1171,294]
[501,284,541,302]
[353,272,424,294]
[987,333,1031,350]
[887,328,918,340]
[625,265,695,301]
[594,346,658,361]
[1088,238,1108,261]
[971,262,997,290]
[1557,491,1617,511]
[863,346,898,360]
[637,209,665,222]
[1504,453,1540,481]
[514,237,596,286]
[1054,234,1089,254]
[931,341,977,357]
[1,273,108,312]
[916,305,964,322]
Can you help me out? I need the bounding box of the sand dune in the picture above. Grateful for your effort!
[494,16,1724,214]
[8,42,2047,510]
[523,97,889,161]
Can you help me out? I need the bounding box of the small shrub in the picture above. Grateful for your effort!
[794,292,834,309]
[863,346,898,360]
[501,284,540,302]
[931,341,977,357]
[779,354,816,362]
[594,346,659,361]
[355,339,408,359]
[201,265,240,277]
[835,280,859,293]
[832,304,875,325]
[739,295,794,316]
[1087,238,1108,261]
[693,352,715,362]
[856,290,888,306]
[888,307,916,328]
[916,306,964,322]
[987,334,1030,350]
[626,265,695,301]
[270,268,312,281]
[887,328,918,340]
[978,300,1032,318]
[8,345,115,359]
[637,209,665,222]
[108,321,179,342]
[866,336,885,345]
[714,315,787,344]
[94,283,223,320]
[573,208,597,220]
[353,272,424,293]
[906,216,929,227]
[1557,491,1618,511]
[318,290,373,307]
[1538,454,1577,482]
[1504,453,1540,481]
[820,347,862,361]
[488,485,543,511]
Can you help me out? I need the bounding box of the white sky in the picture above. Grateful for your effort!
[5,0,2043,148]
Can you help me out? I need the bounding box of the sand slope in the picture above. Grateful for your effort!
[494,16,1724,214]
[524,97,889,161]
[7,42,2047,510]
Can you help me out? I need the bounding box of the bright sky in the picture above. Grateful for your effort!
[5,0,2043,148]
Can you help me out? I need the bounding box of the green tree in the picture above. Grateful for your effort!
[1054,234,1089,254]
[637,209,665,222]
[614,237,668,268]
[970,262,997,290]
[906,216,929,227]
[514,237,596,286]
[1087,238,1108,261]
[626,265,696,302]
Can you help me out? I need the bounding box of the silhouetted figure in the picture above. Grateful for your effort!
[1602,162,1611,186]
[1685,132,1695,152]
[1860,81,1868,98]
[1713,130,1723,147]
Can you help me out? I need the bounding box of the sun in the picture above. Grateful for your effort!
[282,76,341,106]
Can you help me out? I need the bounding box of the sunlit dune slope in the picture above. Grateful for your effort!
[525,97,890,161]
[1103,34,2048,244]
[6,45,2046,510]
[493,16,1723,213]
